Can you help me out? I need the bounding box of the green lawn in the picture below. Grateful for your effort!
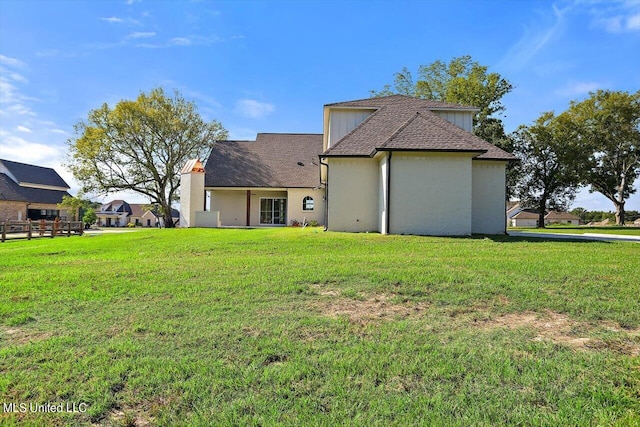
[509,226,640,236]
[1,228,639,426]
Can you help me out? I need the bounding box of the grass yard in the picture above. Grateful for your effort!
[1,228,639,426]
[510,226,640,236]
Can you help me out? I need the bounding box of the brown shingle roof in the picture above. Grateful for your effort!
[545,211,580,220]
[205,133,323,188]
[513,210,540,219]
[322,95,516,161]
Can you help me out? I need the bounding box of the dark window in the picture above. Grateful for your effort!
[302,196,314,211]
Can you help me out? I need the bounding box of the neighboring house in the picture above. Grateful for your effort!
[181,95,516,236]
[506,201,523,224]
[510,210,540,227]
[141,206,180,227]
[96,200,132,227]
[96,199,179,227]
[545,211,580,225]
[0,158,72,221]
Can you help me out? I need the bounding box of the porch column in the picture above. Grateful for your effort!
[246,190,251,226]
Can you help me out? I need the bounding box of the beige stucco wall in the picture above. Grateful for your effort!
[210,190,246,226]
[0,201,27,221]
[471,161,507,234]
[327,158,379,232]
[287,188,325,225]
[389,152,474,236]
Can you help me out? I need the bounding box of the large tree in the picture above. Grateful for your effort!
[559,90,640,225]
[512,112,584,228]
[67,88,227,228]
[371,55,517,198]
[371,55,513,139]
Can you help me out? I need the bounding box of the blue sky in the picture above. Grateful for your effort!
[1,0,639,211]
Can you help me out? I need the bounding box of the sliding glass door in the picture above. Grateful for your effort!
[260,198,287,225]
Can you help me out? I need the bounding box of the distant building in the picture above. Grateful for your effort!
[545,211,580,225]
[0,158,72,221]
[96,199,179,227]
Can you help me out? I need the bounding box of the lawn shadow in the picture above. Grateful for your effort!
[469,234,612,244]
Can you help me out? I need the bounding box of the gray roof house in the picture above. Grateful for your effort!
[0,158,72,221]
[180,95,516,235]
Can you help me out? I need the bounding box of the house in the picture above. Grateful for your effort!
[96,199,179,227]
[545,211,580,225]
[0,158,72,221]
[510,210,540,227]
[181,95,516,236]
[181,134,325,228]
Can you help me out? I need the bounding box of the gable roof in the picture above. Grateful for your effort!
[97,200,132,214]
[0,158,70,189]
[545,211,580,220]
[0,172,70,204]
[512,210,540,220]
[205,133,323,188]
[322,95,515,161]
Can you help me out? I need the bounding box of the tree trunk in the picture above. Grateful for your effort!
[160,203,175,228]
[614,201,625,225]
[537,198,546,228]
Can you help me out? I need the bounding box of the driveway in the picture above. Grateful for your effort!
[508,231,640,243]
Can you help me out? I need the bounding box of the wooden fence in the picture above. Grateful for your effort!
[1,219,84,242]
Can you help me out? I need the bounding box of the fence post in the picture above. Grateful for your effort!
[1,221,5,243]
[39,219,45,237]
[67,221,71,237]
[28,219,32,240]
[79,221,84,236]
[53,218,59,238]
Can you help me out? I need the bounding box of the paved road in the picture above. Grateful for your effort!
[509,231,640,242]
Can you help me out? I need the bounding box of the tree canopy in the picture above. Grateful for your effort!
[371,55,513,139]
[512,112,584,227]
[558,90,640,225]
[66,88,228,228]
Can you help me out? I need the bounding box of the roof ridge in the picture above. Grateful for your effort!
[0,158,57,171]
[379,111,423,150]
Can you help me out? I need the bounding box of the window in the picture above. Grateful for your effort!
[260,198,287,225]
[302,196,314,211]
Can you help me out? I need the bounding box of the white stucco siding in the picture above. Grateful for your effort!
[327,158,379,232]
[472,161,507,234]
[389,153,474,236]
[328,109,374,149]
[179,171,205,227]
[433,111,474,132]
[512,218,538,227]
[287,188,325,226]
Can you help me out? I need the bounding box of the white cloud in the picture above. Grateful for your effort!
[582,0,640,33]
[169,37,191,46]
[0,131,61,165]
[127,31,156,39]
[234,99,275,119]
[0,55,27,69]
[9,73,28,83]
[498,4,568,72]
[554,81,601,97]
[16,126,32,133]
[100,16,124,24]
